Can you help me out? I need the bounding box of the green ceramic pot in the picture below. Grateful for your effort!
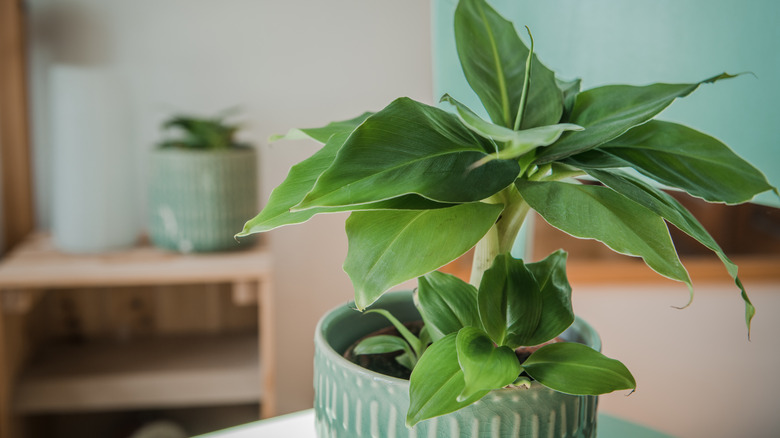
[148,147,258,252]
[314,290,600,438]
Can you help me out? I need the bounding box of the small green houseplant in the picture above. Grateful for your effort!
[239,0,776,433]
[157,115,248,150]
[149,112,258,252]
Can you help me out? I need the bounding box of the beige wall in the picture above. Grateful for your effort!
[574,281,780,437]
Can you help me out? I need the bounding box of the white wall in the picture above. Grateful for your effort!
[27,0,433,414]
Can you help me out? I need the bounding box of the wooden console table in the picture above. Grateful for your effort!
[0,233,274,438]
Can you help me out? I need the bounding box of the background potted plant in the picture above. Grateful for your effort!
[149,112,258,252]
[238,0,777,436]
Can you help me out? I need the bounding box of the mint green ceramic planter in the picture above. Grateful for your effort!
[148,147,258,252]
[314,291,600,438]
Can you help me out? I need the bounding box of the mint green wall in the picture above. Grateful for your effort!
[432,0,779,206]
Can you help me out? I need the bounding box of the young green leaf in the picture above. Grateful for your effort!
[294,97,521,209]
[440,94,582,166]
[417,271,480,341]
[454,0,562,129]
[395,351,416,370]
[523,250,575,345]
[477,254,542,348]
[353,335,411,356]
[584,168,755,332]
[597,120,776,205]
[269,112,373,143]
[536,73,738,163]
[418,324,432,349]
[345,202,504,310]
[513,25,534,130]
[473,124,584,168]
[456,326,522,401]
[516,180,693,304]
[440,94,522,145]
[522,342,636,395]
[407,333,488,427]
[556,77,581,122]
[364,309,422,357]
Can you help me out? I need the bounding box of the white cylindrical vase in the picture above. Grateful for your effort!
[50,65,139,253]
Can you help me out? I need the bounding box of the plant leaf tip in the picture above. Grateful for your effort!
[670,283,695,310]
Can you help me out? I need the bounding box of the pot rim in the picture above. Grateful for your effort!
[314,290,602,389]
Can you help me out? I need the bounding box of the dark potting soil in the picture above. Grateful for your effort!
[342,321,425,380]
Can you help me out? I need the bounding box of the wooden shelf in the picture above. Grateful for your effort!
[14,334,260,414]
[0,233,272,290]
[0,233,277,438]
[565,255,780,285]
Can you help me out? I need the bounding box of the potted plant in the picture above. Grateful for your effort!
[238,0,777,436]
[149,112,258,252]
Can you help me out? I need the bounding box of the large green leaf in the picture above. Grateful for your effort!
[407,333,488,426]
[294,97,520,209]
[523,250,575,345]
[456,327,522,401]
[585,169,755,330]
[345,202,504,310]
[516,180,693,298]
[522,342,636,395]
[597,120,776,204]
[477,254,542,348]
[269,112,373,143]
[238,132,345,235]
[417,271,480,341]
[454,0,562,129]
[237,132,446,236]
[536,73,737,163]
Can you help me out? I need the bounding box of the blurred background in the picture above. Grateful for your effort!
[0,0,778,437]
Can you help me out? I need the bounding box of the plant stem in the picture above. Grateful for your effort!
[470,224,500,288]
[470,186,531,287]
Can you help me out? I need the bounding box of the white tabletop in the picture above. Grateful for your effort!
[196,409,674,438]
[197,409,316,438]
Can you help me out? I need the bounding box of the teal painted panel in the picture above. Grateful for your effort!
[598,413,676,438]
[432,0,779,206]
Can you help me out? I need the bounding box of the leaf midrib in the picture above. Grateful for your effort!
[604,143,750,169]
[525,359,632,383]
[475,0,510,127]
[362,210,427,285]
[412,370,463,419]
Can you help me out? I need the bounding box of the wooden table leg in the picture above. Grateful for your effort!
[0,292,13,438]
[258,277,276,419]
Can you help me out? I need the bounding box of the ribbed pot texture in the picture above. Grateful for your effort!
[314,291,599,438]
[148,147,258,252]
